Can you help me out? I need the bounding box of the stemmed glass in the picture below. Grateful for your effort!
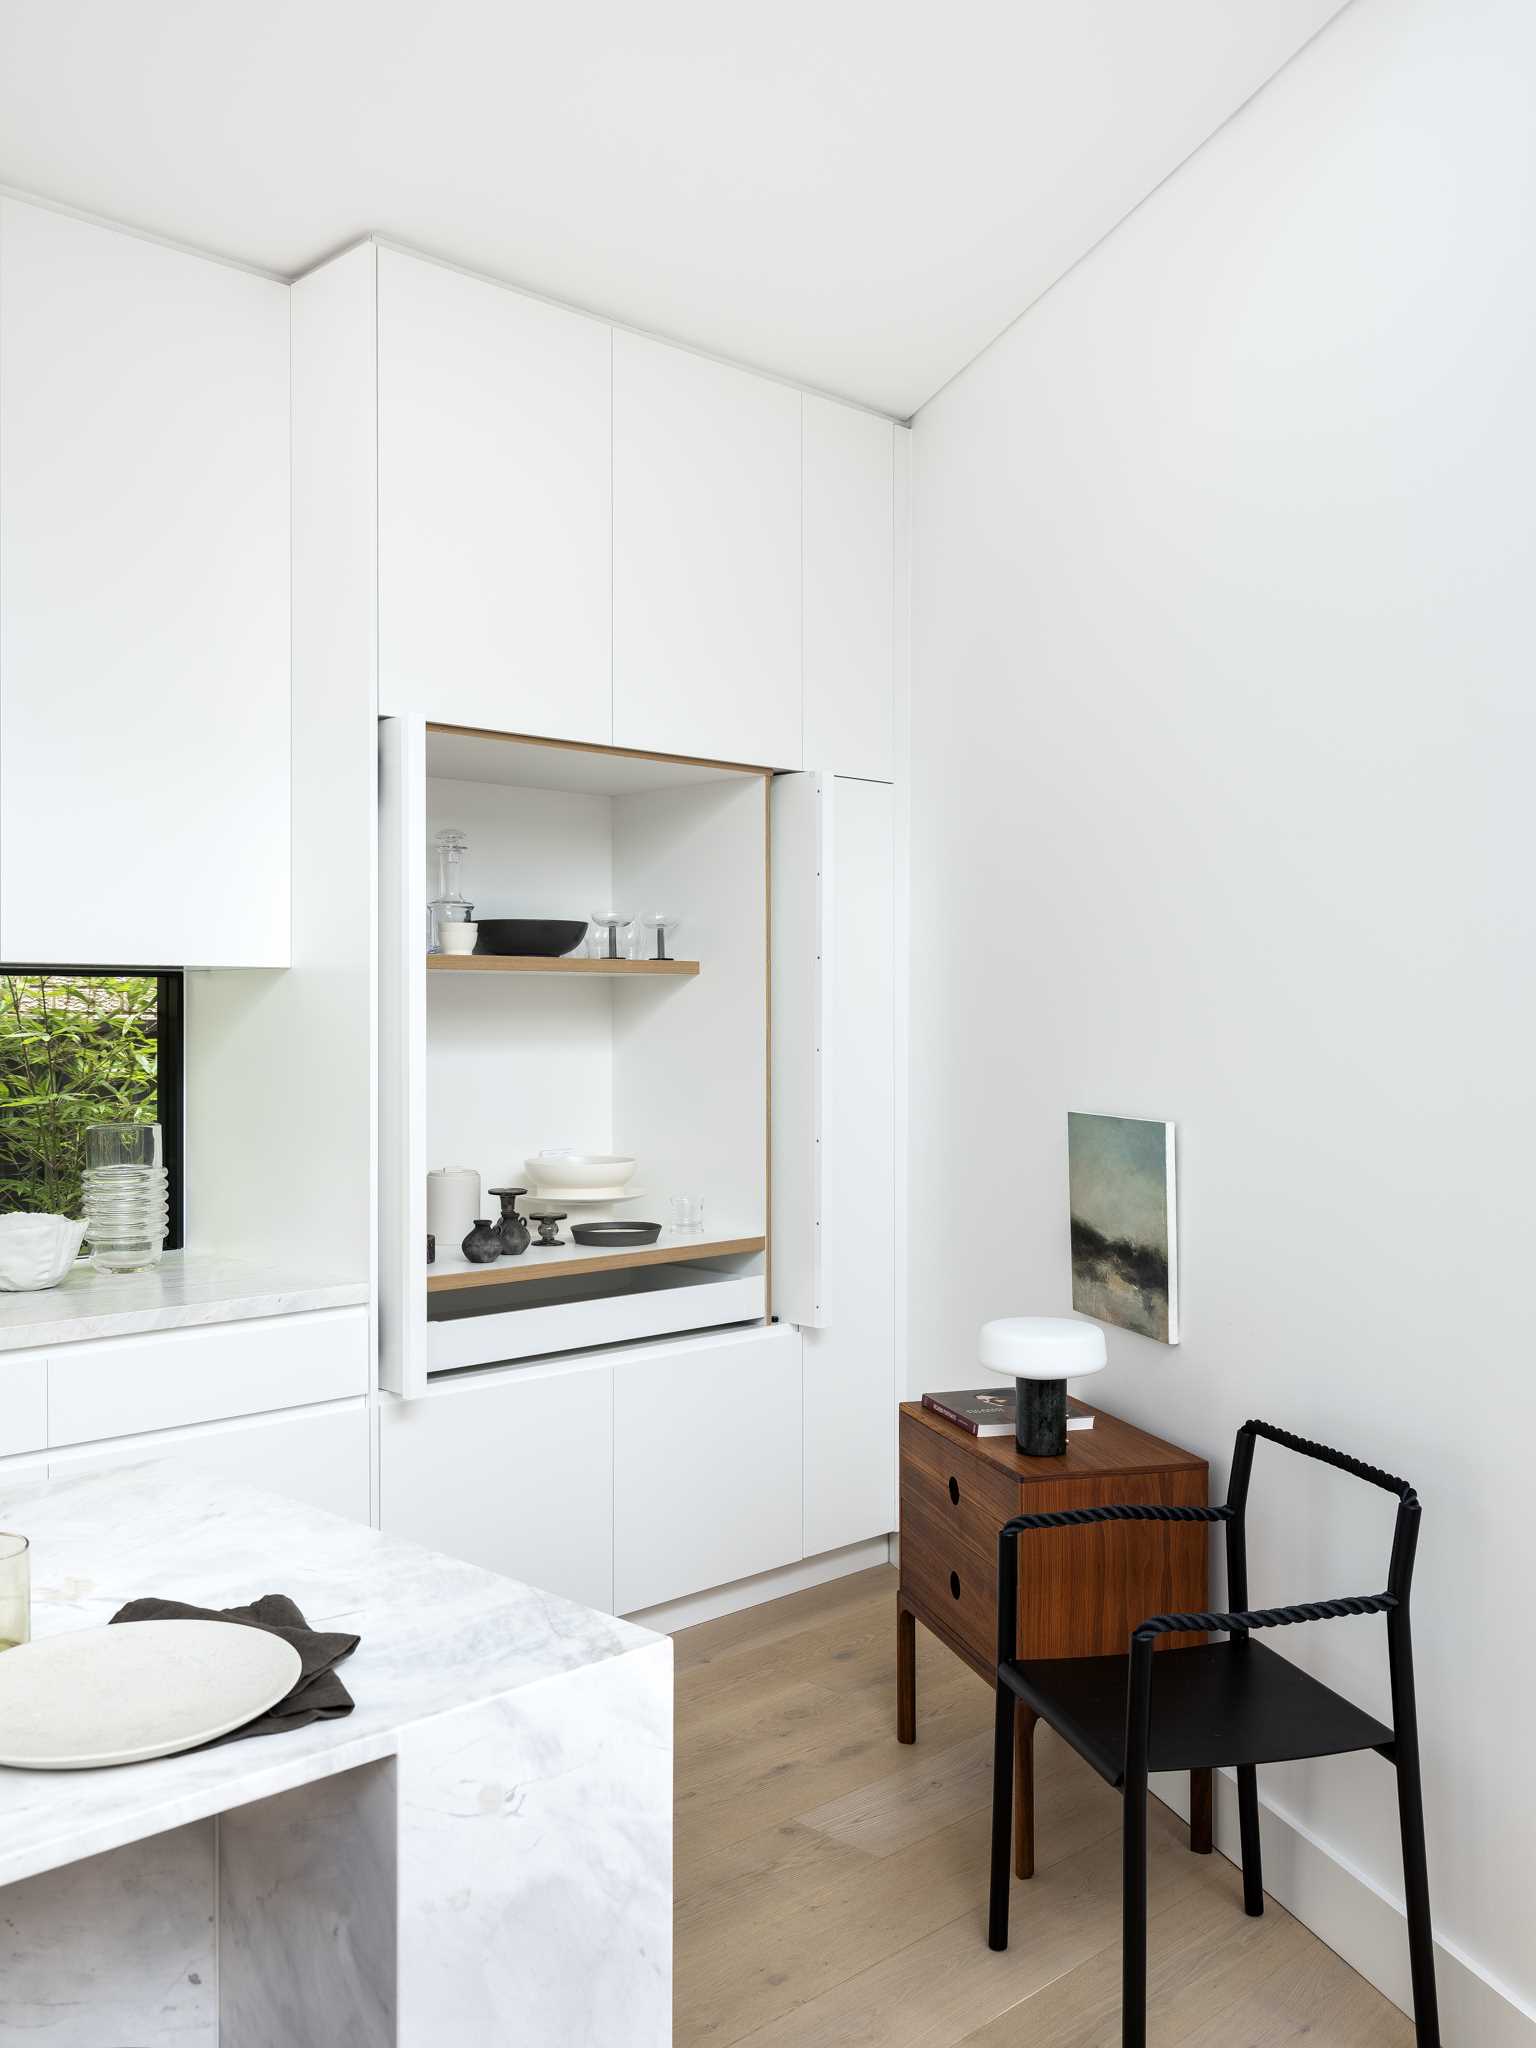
[641,914,683,963]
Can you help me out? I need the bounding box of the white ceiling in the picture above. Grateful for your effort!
[0,1,1349,418]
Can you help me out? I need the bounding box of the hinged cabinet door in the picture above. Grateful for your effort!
[378,715,428,1398]
[0,197,290,966]
[613,331,802,768]
[377,247,612,741]
[613,1326,801,1613]
[802,778,896,1553]
[773,773,897,1552]
[770,772,829,1328]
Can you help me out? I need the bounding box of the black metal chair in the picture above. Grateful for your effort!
[987,1419,1439,2048]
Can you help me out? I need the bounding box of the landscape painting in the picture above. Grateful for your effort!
[1068,1112,1178,1343]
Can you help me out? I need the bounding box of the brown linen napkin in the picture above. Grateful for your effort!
[108,1594,360,1745]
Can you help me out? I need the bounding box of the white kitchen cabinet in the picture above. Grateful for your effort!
[51,1402,371,1525]
[0,196,290,967]
[0,1354,47,1458]
[45,1307,370,1448]
[380,1359,615,1613]
[802,397,895,781]
[613,1325,801,1614]
[773,774,897,1556]
[377,248,612,741]
[613,331,802,768]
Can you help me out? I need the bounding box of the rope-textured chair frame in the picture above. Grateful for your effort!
[985,1414,1440,2046]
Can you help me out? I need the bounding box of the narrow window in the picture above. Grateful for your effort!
[0,970,184,1250]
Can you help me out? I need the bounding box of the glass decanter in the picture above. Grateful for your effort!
[430,828,473,952]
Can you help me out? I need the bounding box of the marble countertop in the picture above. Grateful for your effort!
[0,1461,661,1887]
[0,1252,368,1352]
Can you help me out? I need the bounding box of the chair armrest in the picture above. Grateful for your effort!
[1000,1503,1233,1540]
[1132,1592,1398,1640]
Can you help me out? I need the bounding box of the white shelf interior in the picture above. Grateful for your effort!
[422,730,768,1319]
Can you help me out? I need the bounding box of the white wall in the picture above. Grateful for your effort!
[909,0,1535,2037]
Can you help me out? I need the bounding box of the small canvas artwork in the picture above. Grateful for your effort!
[1068,1112,1178,1344]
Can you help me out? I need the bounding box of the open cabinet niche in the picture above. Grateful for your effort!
[380,719,770,1395]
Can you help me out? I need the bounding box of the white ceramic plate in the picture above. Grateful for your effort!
[0,1620,302,1770]
[527,1188,647,1206]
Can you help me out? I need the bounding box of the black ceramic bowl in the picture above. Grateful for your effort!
[570,1221,663,1248]
[475,918,587,958]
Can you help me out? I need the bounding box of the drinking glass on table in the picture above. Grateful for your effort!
[0,1532,30,1651]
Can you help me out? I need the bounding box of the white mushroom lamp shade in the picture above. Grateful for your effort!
[979,1317,1107,1456]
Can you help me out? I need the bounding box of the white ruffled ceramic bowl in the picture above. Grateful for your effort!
[0,1213,87,1291]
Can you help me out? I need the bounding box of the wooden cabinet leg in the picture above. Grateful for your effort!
[896,1604,916,1743]
[1014,1704,1037,1879]
[1190,1767,1214,1855]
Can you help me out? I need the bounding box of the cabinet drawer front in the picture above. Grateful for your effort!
[900,1412,1017,1539]
[899,1495,1000,1666]
[0,1355,48,1457]
[48,1308,369,1447]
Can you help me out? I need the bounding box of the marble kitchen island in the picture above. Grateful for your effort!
[0,1461,671,2047]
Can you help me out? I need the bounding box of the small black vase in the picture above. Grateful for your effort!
[461,1218,502,1264]
[488,1186,530,1257]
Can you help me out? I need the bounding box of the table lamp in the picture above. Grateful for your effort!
[979,1316,1107,1456]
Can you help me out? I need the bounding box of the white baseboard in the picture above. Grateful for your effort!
[1151,1768,1535,2045]
[624,1536,892,1634]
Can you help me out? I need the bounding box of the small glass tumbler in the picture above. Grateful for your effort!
[82,1122,169,1273]
[0,1532,30,1651]
[669,1195,705,1235]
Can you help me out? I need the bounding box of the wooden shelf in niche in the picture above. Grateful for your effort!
[427,954,699,977]
[426,1234,766,1293]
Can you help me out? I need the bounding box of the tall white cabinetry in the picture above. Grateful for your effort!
[287,240,907,1621]
[0,197,290,967]
[377,248,612,743]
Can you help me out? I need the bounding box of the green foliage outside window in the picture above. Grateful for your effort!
[0,974,161,1222]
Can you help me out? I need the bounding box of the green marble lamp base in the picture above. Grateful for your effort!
[1015,1377,1068,1457]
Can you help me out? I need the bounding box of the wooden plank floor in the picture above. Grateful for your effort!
[674,1565,1413,2047]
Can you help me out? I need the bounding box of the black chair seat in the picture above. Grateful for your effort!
[1001,1638,1394,1784]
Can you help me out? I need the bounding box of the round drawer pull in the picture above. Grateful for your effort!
[948,1476,960,1506]
[949,1570,962,1600]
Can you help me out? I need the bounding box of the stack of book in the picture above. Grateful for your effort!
[920,1388,1095,1438]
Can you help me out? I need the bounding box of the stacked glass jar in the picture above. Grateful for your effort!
[82,1122,169,1273]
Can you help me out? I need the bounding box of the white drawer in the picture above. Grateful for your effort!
[0,1354,48,1457]
[427,1272,764,1376]
[47,1307,369,1448]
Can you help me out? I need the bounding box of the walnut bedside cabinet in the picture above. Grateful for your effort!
[897,1400,1214,1873]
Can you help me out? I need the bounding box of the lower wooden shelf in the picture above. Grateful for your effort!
[426,1232,766,1294]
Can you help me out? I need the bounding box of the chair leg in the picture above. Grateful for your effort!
[1122,1769,1148,2048]
[1394,1748,1442,2045]
[1013,1704,1037,1878]
[1189,1766,1213,1855]
[1237,1764,1264,1916]
[896,1605,916,1744]
[987,1679,1015,1950]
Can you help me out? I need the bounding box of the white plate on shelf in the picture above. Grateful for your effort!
[0,1620,301,1770]
[526,1188,648,1207]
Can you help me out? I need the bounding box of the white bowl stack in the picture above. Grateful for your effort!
[528,1153,638,1202]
